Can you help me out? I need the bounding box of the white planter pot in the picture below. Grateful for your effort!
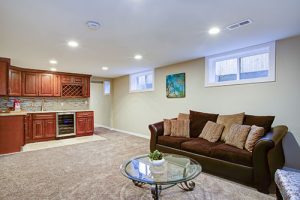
[149,158,165,166]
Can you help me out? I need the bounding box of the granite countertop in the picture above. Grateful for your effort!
[0,110,94,116]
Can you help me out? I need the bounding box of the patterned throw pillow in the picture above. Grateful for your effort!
[225,123,251,149]
[245,125,265,152]
[170,119,190,138]
[163,119,172,136]
[199,121,224,142]
[217,113,245,142]
[178,113,189,120]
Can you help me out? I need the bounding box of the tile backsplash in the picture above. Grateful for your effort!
[0,97,89,111]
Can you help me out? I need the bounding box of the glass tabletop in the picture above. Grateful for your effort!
[120,154,202,185]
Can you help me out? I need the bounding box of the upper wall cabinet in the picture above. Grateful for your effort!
[22,72,39,96]
[9,68,22,96]
[53,74,61,97]
[0,58,9,96]
[39,73,54,96]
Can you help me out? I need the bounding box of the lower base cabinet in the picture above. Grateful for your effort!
[76,111,94,136]
[0,115,24,154]
[26,113,56,143]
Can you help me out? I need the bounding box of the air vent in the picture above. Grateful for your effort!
[226,19,253,31]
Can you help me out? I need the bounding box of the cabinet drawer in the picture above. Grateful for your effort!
[61,76,73,84]
[74,77,83,83]
[76,111,93,118]
[32,113,56,120]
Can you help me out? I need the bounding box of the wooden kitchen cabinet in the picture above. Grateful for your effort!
[0,58,9,96]
[9,68,22,96]
[76,111,94,136]
[22,72,39,96]
[83,77,90,97]
[0,115,24,154]
[39,73,53,96]
[53,74,61,96]
[27,113,56,143]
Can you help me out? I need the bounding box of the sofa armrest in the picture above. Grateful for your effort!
[252,125,288,193]
[149,121,164,152]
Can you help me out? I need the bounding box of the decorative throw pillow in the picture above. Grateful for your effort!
[189,110,219,138]
[225,123,251,149]
[245,125,265,152]
[199,121,225,142]
[163,119,172,136]
[217,112,245,142]
[243,115,275,133]
[170,119,190,138]
[178,113,189,120]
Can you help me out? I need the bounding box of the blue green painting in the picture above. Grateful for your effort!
[166,73,185,98]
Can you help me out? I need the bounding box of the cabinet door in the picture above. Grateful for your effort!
[32,120,44,139]
[39,74,53,96]
[22,72,39,96]
[85,116,94,135]
[44,119,56,138]
[9,69,22,96]
[53,75,61,96]
[76,117,86,135]
[24,114,33,142]
[83,77,90,97]
[0,58,9,96]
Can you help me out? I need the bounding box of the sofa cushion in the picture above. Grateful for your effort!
[245,125,265,152]
[157,136,191,149]
[225,124,251,149]
[199,121,224,142]
[210,143,252,167]
[170,119,190,138]
[243,114,275,133]
[217,112,245,142]
[181,138,222,156]
[178,113,189,120]
[189,110,219,138]
[163,119,172,136]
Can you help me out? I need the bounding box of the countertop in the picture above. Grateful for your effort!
[0,110,93,116]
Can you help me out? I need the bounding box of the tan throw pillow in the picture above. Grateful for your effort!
[225,124,251,149]
[245,125,265,152]
[163,119,172,136]
[199,121,224,142]
[178,113,189,120]
[170,119,190,138]
[217,112,245,142]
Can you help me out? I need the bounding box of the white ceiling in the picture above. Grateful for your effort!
[1,0,300,78]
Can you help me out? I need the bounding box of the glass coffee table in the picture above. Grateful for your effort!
[120,154,201,200]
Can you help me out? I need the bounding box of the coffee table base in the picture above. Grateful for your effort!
[132,180,195,200]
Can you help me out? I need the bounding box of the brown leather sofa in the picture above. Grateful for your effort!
[149,122,288,194]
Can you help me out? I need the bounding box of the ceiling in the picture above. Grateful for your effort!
[1,0,300,78]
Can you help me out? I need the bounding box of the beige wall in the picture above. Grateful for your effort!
[112,35,300,144]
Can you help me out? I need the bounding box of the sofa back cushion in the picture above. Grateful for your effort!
[245,125,265,152]
[170,119,190,138]
[199,121,225,142]
[217,112,245,142]
[243,114,275,133]
[178,113,189,120]
[163,119,172,136]
[189,110,219,138]
[225,123,251,149]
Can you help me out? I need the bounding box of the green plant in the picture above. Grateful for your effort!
[148,150,163,161]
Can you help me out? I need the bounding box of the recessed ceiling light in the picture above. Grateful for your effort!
[208,27,220,35]
[102,66,109,71]
[134,54,143,60]
[86,21,101,30]
[49,59,57,64]
[68,40,79,47]
[50,68,57,71]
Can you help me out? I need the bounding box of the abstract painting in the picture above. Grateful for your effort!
[166,73,185,98]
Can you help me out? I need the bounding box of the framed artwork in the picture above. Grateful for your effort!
[166,73,185,98]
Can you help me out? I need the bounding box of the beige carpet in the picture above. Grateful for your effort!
[0,128,275,200]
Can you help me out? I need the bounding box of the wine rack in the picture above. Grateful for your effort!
[62,84,83,97]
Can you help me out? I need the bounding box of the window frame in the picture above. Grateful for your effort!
[103,80,111,95]
[205,41,276,87]
[129,70,155,93]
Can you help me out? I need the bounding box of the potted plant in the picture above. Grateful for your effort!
[148,150,165,166]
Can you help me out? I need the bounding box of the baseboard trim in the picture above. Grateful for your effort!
[94,124,113,130]
[111,128,150,140]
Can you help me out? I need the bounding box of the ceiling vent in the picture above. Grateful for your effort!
[226,19,252,31]
[86,21,101,30]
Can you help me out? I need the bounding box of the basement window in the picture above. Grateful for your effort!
[205,42,276,87]
[129,70,154,92]
[104,81,111,95]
